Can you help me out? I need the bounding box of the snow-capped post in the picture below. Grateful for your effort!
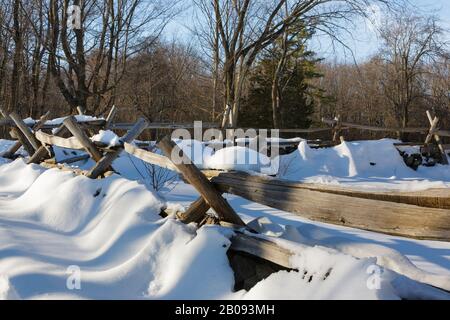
[425,110,448,165]
[157,135,246,226]
[2,111,51,159]
[63,116,104,162]
[86,117,148,179]
[9,112,42,154]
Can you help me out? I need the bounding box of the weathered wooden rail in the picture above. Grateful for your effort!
[122,139,450,241]
[211,172,450,240]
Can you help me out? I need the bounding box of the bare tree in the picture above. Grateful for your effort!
[378,10,446,129]
[194,0,402,128]
[36,0,181,115]
[0,1,13,113]
[114,39,214,128]
[10,0,23,113]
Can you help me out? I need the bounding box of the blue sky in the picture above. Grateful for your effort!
[164,0,450,63]
[318,0,450,62]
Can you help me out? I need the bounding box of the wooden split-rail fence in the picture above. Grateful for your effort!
[0,107,449,296]
[0,107,449,240]
[322,110,450,165]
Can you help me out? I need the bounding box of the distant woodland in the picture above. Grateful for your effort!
[0,0,449,138]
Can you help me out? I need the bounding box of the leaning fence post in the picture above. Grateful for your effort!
[332,115,342,142]
[177,196,212,224]
[105,105,117,130]
[425,110,448,165]
[2,111,51,159]
[76,106,84,116]
[86,117,148,179]
[28,124,70,164]
[63,116,104,162]
[9,127,35,156]
[9,112,42,155]
[158,135,245,226]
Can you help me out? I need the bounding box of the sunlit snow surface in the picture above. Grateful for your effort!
[0,138,449,299]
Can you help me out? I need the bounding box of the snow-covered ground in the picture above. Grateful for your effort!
[0,138,449,300]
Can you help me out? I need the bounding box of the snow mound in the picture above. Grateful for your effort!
[91,130,121,147]
[0,160,237,299]
[173,140,275,173]
[174,139,214,168]
[206,146,273,173]
[249,216,450,292]
[243,246,399,300]
[280,139,412,179]
[278,139,450,191]
[147,225,235,299]
[0,159,46,196]
[0,157,448,299]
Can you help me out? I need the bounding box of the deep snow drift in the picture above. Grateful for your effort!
[276,139,450,191]
[0,136,449,299]
[163,138,450,191]
[0,159,448,299]
[174,138,450,191]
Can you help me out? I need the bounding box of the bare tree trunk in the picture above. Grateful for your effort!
[10,0,22,113]
[212,20,220,122]
[222,59,236,127]
[271,81,281,128]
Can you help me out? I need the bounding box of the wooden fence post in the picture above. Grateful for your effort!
[177,196,212,224]
[105,105,117,130]
[425,110,448,165]
[2,111,51,159]
[76,106,84,116]
[221,104,233,130]
[9,112,42,155]
[28,124,70,164]
[63,116,104,162]
[158,135,245,226]
[9,127,35,156]
[86,117,148,179]
[332,115,342,142]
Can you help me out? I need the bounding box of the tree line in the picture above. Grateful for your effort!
[0,0,449,140]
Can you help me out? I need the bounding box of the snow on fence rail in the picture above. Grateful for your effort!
[0,116,219,131]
